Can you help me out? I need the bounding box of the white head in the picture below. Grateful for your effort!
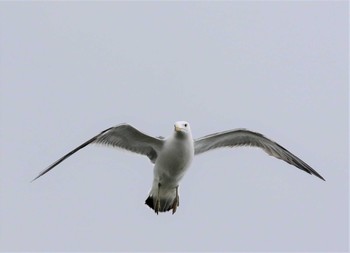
[174,121,191,136]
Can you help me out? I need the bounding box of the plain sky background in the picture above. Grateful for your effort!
[0,1,348,252]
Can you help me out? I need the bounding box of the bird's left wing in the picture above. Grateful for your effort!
[32,124,164,181]
[194,129,325,181]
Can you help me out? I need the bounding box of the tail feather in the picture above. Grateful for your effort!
[145,195,155,210]
[145,195,174,213]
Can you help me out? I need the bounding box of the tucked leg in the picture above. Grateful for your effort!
[172,186,180,214]
[155,182,161,215]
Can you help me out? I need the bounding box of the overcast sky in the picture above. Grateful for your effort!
[0,1,348,252]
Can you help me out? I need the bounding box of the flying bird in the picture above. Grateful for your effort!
[33,121,325,214]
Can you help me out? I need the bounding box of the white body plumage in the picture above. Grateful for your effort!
[148,122,194,212]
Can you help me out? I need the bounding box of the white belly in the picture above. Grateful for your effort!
[153,137,194,188]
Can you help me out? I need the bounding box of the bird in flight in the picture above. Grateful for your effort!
[33,121,325,214]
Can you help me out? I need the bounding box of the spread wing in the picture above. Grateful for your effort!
[194,129,325,181]
[32,123,164,181]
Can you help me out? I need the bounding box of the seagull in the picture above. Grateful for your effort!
[33,121,325,214]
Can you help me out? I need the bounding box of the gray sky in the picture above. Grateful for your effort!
[0,1,348,252]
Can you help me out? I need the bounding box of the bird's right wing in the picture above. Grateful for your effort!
[32,124,164,181]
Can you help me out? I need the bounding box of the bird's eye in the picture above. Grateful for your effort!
[184,124,187,127]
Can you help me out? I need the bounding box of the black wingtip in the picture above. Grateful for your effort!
[310,170,325,181]
[316,174,326,181]
[30,173,43,183]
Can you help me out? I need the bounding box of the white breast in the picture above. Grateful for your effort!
[153,136,194,187]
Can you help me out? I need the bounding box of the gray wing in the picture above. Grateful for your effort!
[32,123,164,181]
[194,129,325,181]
